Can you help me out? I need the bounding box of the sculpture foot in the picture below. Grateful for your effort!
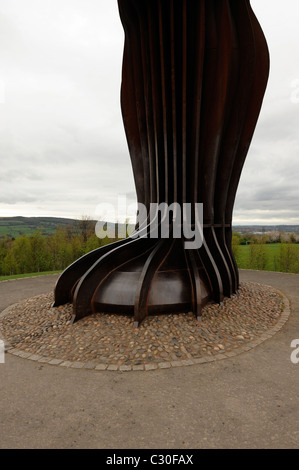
[54,236,227,326]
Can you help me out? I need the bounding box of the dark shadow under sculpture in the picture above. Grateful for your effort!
[54,0,270,326]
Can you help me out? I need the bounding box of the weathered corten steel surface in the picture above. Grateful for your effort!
[54,0,270,326]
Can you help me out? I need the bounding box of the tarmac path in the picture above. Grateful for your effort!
[0,270,298,449]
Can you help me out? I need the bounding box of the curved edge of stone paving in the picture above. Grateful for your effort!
[0,285,291,373]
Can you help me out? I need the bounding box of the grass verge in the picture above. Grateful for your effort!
[0,271,62,282]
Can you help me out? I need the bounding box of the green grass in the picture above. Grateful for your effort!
[0,271,62,282]
[236,243,279,270]
[235,243,299,272]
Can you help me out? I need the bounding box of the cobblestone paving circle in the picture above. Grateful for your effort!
[0,282,291,372]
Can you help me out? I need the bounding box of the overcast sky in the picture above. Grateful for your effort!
[0,0,298,225]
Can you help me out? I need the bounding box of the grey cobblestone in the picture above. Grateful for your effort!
[120,365,132,372]
[70,362,85,369]
[158,362,171,369]
[145,364,158,371]
[59,361,73,368]
[95,364,108,371]
[132,365,145,371]
[48,359,63,365]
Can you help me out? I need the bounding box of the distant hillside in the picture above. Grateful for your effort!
[1,217,299,239]
[234,225,299,234]
[0,216,134,239]
[0,216,79,238]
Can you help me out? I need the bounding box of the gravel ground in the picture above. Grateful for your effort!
[0,281,285,368]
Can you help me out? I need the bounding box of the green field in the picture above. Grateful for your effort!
[0,271,62,282]
[234,243,299,273]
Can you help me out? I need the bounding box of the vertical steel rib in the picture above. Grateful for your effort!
[170,0,177,205]
[192,0,205,208]
[182,0,187,206]
[158,2,169,205]
[135,2,157,206]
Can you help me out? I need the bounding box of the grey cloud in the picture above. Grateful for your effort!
[0,169,42,183]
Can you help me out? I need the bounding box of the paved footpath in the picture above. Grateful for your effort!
[0,270,298,449]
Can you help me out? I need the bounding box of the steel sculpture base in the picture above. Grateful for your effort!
[54,0,269,326]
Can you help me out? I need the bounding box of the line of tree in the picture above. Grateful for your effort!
[0,219,116,276]
[1,224,299,276]
[232,231,299,246]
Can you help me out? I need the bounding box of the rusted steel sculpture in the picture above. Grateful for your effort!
[54,0,269,326]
